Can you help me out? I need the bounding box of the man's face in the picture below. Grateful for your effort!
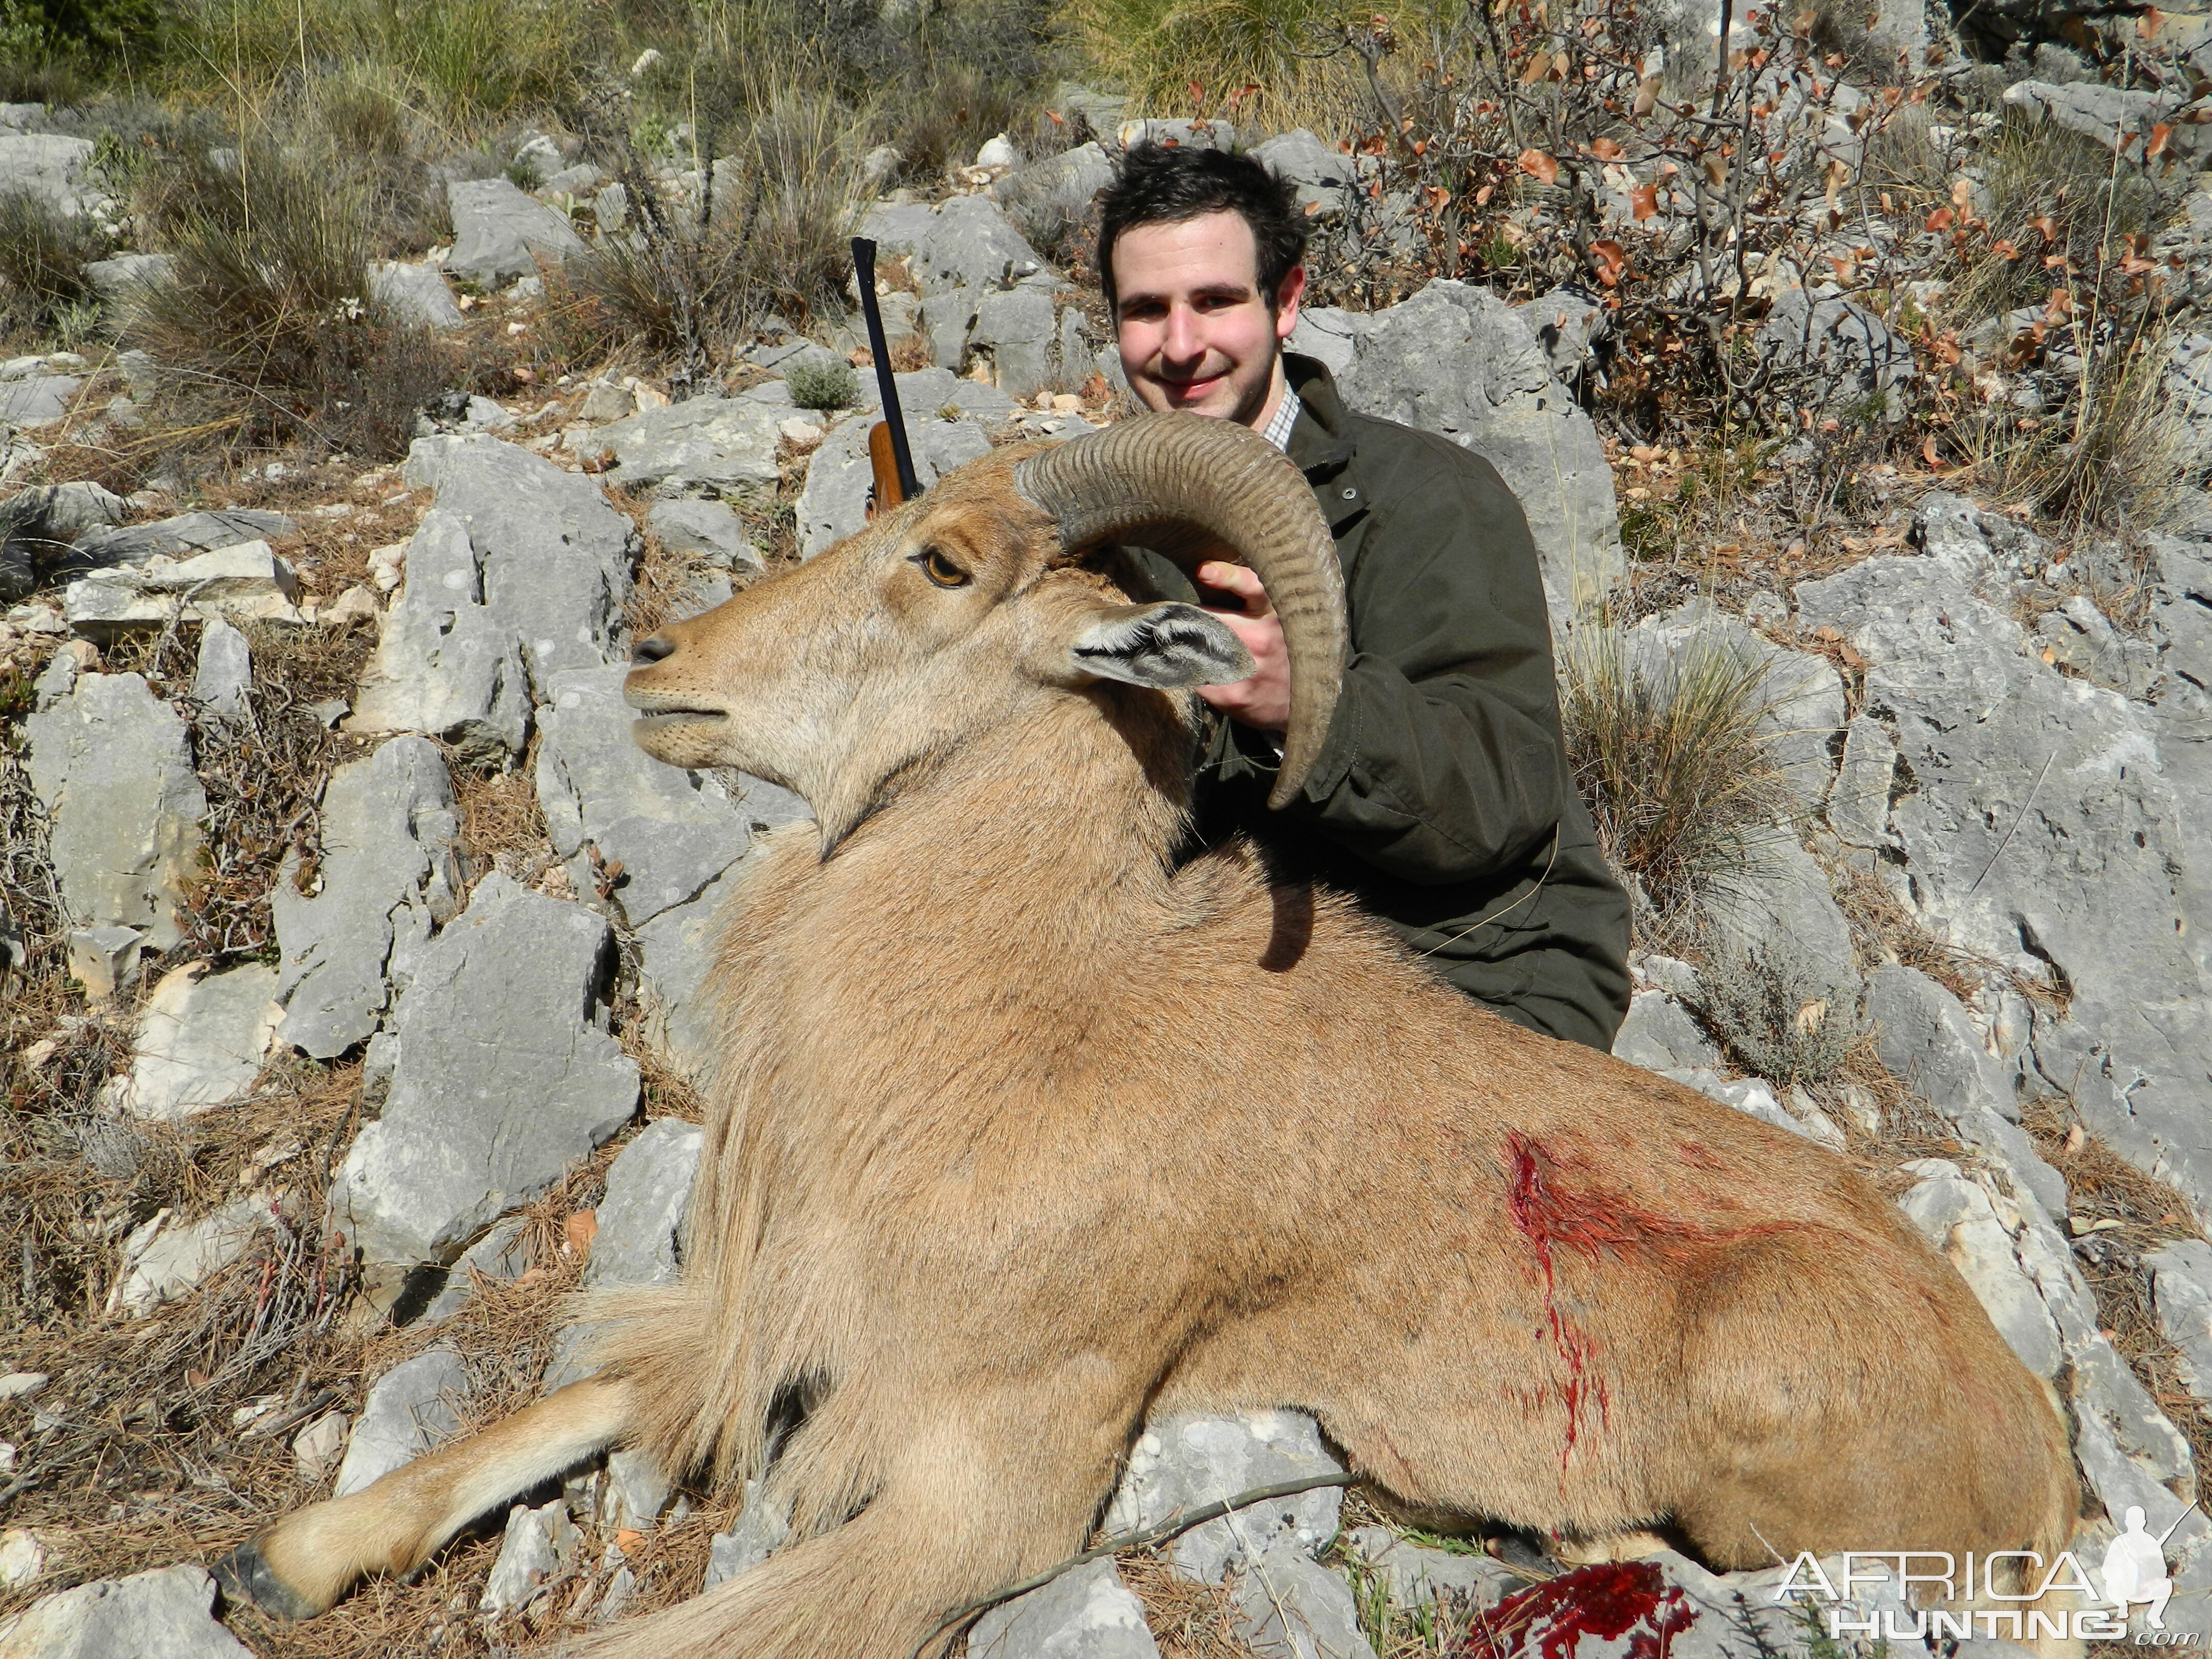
[1111,210,1304,426]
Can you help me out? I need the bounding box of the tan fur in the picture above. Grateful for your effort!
[233,448,2077,1656]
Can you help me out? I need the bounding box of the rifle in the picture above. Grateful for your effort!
[850,237,920,511]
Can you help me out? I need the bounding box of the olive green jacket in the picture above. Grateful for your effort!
[1137,355,1631,1051]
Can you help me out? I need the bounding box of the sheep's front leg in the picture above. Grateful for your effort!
[216,1374,632,1619]
[566,1375,1133,1659]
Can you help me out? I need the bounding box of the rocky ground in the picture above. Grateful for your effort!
[8,34,2212,1659]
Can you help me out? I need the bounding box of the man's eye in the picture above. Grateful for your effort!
[917,546,970,587]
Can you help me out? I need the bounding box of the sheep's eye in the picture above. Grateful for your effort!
[917,546,970,588]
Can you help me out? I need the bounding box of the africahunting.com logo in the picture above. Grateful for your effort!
[1774,1507,2204,1645]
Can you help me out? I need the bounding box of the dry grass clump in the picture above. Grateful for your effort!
[446,734,555,883]
[567,89,866,375]
[1558,624,1791,938]
[1064,0,1369,125]
[0,188,107,352]
[157,0,590,124]
[122,140,452,474]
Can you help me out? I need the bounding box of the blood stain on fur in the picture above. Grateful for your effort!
[1457,1561,1697,1659]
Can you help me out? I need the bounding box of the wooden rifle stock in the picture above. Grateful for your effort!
[868,421,905,511]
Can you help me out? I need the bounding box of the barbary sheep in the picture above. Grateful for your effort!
[218,414,2078,1657]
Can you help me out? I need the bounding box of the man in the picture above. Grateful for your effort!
[1098,142,1631,1050]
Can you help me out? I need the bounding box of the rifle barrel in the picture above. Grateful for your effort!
[851,237,920,501]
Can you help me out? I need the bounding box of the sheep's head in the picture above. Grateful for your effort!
[624,413,1346,848]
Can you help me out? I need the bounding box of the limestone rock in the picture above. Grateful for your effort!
[1611,990,1720,1072]
[24,672,206,949]
[331,874,639,1270]
[1898,1162,2064,1377]
[396,434,634,694]
[63,540,302,635]
[104,961,280,1120]
[1796,555,2212,1224]
[1253,130,1352,221]
[585,1119,703,1290]
[2003,79,2212,163]
[370,260,463,330]
[704,1480,792,1586]
[1663,1068,1843,1147]
[0,1529,44,1589]
[990,140,1116,229]
[594,394,782,491]
[0,375,79,429]
[1631,602,1844,798]
[535,665,756,923]
[419,1216,533,1324]
[191,618,251,720]
[292,1410,349,1481]
[332,1346,467,1497]
[346,509,531,761]
[2147,1240,2212,1409]
[969,288,1068,399]
[1828,714,1899,853]
[480,1498,580,1613]
[1323,281,1621,619]
[1232,1538,1375,1659]
[81,252,173,301]
[967,1559,1160,1659]
[797,413,992,557]
[1865,964,2014,1121]
[1116,117,1236,153]
[446,177,584,287]
[0,1563,252,1659]
[648,498,761,571]
[0,133,94,216]
[1104,1410,1344,1585]
[110,1197,273,1316]
[604,1447,674,1531]
[65,925,142,1000]
[1755,290,1915,417]
[271,735,462,1058]
[861,193,1056,299]
[1698,831,1859,1009]
[0,480,127,596]
[73,507,297,571]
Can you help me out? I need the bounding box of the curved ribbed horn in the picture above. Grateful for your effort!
[1013,412,1346,810]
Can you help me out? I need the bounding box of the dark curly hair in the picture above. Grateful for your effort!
[1096,142,1308,317]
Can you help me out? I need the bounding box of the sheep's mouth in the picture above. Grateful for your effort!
[632,709,727,729]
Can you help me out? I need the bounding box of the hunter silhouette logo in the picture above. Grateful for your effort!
[2101,1505,2195,1631]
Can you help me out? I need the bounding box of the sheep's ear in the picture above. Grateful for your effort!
[1068,602,1254,690]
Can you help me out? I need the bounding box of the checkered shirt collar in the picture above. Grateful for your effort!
[1258,384,1302,453]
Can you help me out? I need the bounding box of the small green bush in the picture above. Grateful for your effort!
[1695,941,1856,1087]
[785,355,858,410]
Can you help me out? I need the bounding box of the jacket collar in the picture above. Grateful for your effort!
[1281,353,1362,531]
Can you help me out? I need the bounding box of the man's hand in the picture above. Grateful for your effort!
[1193,561,1290,736]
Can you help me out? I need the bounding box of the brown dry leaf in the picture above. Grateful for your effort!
[1518,147,1559,184]
[1631,183,1659,220]
[566,1210,599,1257]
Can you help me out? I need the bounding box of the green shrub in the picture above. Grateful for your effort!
[1559,623,1791,935]
[1695,939,1856,1087]
[785,355,858,410]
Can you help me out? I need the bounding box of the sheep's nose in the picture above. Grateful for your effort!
[633,633,676,664]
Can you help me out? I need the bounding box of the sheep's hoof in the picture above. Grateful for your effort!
[213,1539,322,1621]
